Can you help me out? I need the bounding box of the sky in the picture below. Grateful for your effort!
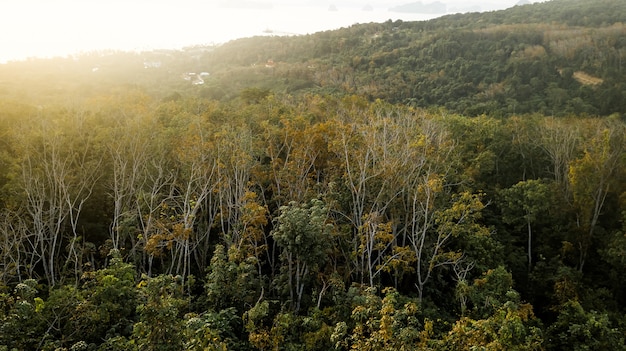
[0,0,545,63]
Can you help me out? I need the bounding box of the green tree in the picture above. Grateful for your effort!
[545,300,624,351]
[568,123,624,272]
[205,244,260,313]
[331,287,424,351]
[0,279,46,349]
[272,198,333,311]
[411,190,489,303]
[439,300,543,351]
[499,179,553,272]
[132,274,187,351]
[443,267,544,351]
[71,250,138,345]
[183,308,240,351]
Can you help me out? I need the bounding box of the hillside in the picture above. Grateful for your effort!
[1,0,624,117]
[197,0,626,116]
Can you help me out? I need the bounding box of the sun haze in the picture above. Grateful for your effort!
[2,0,225,62]
[1,0,530,63]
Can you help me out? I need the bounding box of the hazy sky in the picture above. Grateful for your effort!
[1,0,545,63]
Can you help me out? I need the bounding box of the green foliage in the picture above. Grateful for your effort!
[0,91,624,348]
[243,300,272,350]
[133,275,187,351]
[439,300,544,351]
[205,244,260,312]
[183,308,239,351]
[0,257,139,349]
[192,0,626,116]
[546,300,624,351]
[0,280,45,349]
[273,199,333,268]
[500,179,553,229]
[51,251,138,345]
[240,88,271,104]
[332,287,424,351]
[463,267,517,319]
[97,336,137,351]
[499,179,554,271]
[272,198,333,311]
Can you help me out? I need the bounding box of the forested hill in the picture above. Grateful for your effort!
[1,0,625,117]
[200,0,626,116]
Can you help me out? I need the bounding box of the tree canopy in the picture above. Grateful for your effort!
[1,0,625,350]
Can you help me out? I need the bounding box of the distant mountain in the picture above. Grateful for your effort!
[390,1,447,14]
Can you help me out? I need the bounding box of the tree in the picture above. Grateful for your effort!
[440,300,543,351]
[499,179,553,272]
[70,250,138,345]
[411,190,488,303]
[0,279,46,349]
[260,113,335,208]
[331,287,424,351]
[12,108,103,286]
[205,244,260,313]
[546,300,624,351]
[166,116,219,278]
[331,102,423,286]
[0,210,29,283]
[133,275,187,351]
[400,114,490,302]
[442,267,544,351]
[539,117,581,198]
[105,103,159,253]
[183,309,235,351]
[272,198,333,311]
[131,156,176,277]
[568,122,624,272]
[214,123,265,262]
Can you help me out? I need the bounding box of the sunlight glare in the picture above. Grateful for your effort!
[0,0,479,63]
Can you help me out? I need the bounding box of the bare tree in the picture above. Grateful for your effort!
[15,109,102,286]
[333,105,422,286]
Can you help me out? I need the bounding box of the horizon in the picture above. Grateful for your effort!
[1,0,543,63]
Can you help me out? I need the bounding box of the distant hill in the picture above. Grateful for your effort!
[197,0,626,116]
[1,0,625,117]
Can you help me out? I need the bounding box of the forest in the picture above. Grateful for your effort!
[170,0,626,117]
[0,0,625,350]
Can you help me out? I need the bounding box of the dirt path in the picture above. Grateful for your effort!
[573,71,603,86]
